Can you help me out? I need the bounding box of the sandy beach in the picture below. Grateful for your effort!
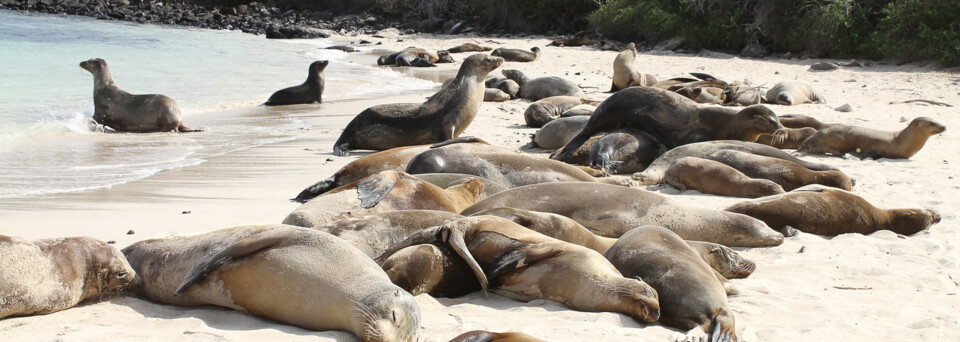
[2,32,959,341]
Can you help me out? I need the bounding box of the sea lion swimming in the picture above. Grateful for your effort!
[797,117,945,159]
[764,81,825,105]
[610,42,656,92]
[0,235,135,319]
[333,54,503,156]
[79,58,201,132]
[122,225,422,342]
[502,69,584,101]
[491,47,541,62]
[264,60,327,106]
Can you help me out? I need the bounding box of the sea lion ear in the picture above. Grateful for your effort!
[633,275,644,283]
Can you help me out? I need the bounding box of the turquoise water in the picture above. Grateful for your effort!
[0,11,437,198]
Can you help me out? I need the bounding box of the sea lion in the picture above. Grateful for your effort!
[764,81,825,105]
[379,216,661,323]
[412,173,509,200]
[664,156,786,198]
[283,171,484,228]
[122,225,422,342]
[0,235,135,319]
[461,182,784,247]
[502,69,584,101]
[491,47,541,62]
[778,114,833,130]
[631,140,839,186]
[726,186,942,236]
[531,116,590,150]
[378,47,443,66]
[333,54,503,156]
[589,128,667,174]
[484,88,510,102]
[549,34,600,47]
[605,226,738,342]
[485,76,520,99]
[523,96,585,128]
[469,207,616,254]
[380,243,480,297]
[722,83,762,106]
[797,117,946,159]
[686,241,756,279]
[549,133,605,167]
[560,104,595,117]
[610,42,655,92]
[553,87,787,162]
[264,60,328,106]
[79,58,200,132]
[309,210,463,257]
[755,127,817,149]
[325,45,357,52]
[674,86,725,104]
[447,43,493,53]
[448,330,546,342]
[703,149,854,191]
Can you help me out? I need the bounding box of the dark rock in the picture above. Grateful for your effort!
[740,42,768,58]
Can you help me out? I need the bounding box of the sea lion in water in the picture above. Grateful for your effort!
[664,156,786,198]
[755,127,817,149]
[122,225,421,342]
[448,330,545,342]
[523,96,586,128]
[491,47,541,62]
[412,173,509,200]
[283,171,484,228]
[484,88,510,102]
[79,58,200,132]
[632,140,838,186]
[726,186,941,236]
[333,54,503,156]
[461,182,784,247]
[264,60,327,106]
[553,87,787,162]
[502,69,584,101]
[532,116,590,150]
[0,235,135,319]
[764,81,825,105]
[589,128,666,174]
[610,42,655,92]
[447,43,493,53]
[604,226,738,342]
[703,149,854,191]
[797,117,945,159]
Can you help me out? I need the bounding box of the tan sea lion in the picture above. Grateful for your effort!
[448,330,546,342]
[0,235,135,319]
[447,43,493,53]
[380,243,480,297]
[703,149,854,191]
[469,207,615,254]
[502,69,584,100]
[264,60,327,106]
[589,128,667,174]
[723,83,762,106]
[484,88,510,102]
[485,76,520,99]
[122,225,421,342]
[491,47,541,62]
[686,241,756,279]
[664,156,786,198]
[523,96,586,128]
[79,58,201,132]
[549,132,606,166]
[755,127,817,149]
[461,182,785,247]
[378,47,443,66]
[726,186,942,236]
[610,42,655,92]
[531,116,590,150]
[605,226,738,342]
[284,171,484,228]
[412,173,509,200]
[333,54,503,156]
[765,81,825,105]
[797,117,945,159]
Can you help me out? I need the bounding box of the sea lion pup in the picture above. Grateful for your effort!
[764,81,825,105]
[755,127,817,149]
[532,116,590,150]
[778,114,834,130]
[461,182,784,247]
[380,243,481,297]
[726,186,942,236]
[284,171,484,228]
[0,235,135,319]
[664,156,787,198]
[589,128,667,174]
[378,216,661,323]
[264,60,328,106]
[412,173,509,200]
[523,96,587,128]
[448,330,545,342]
[610,42,656,92]
[333,54,503,156]
[502,69,584,101]
[122,225,422,342]
[604,226,738,342]
[484,88,511,102]
[553,87,787,162]
[447,43,493,53]
[722,83,762,106]
[797,117,946,159]
[491,47,541,62]
[703,149,854,191]
[484,76,520,99]
[632,140,838,186]
[79,58,200,133]
[404,141,635,188]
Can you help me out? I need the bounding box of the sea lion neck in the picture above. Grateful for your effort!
[91,65,117,89]
[892,122,935,157]
[695,106,738,139]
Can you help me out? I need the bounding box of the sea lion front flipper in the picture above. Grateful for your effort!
[173,230,287,296]
[292,176,335,203]
[444,226,489,290]
[485,244,562,287]
[709,308,738,342]
[356,171,401,208]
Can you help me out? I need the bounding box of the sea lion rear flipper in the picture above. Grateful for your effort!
[173,230,287,296]
[430,136,489,148]
[177,124,205,133]
[357,172,401,208]
[292,177,335,203]
[485,244,562,287]
[708,308,737,342]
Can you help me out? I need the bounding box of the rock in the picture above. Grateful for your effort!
[810,61,838,71]
[835,104,853,112]
[653,36,685,51]
[373,27,400,38]
[740,42,768,58]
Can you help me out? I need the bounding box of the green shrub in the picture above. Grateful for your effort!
[875,0,960,65]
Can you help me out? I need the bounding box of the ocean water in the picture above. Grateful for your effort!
[0,11,438,198]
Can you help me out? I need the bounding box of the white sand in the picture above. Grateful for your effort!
[1,33,958,341]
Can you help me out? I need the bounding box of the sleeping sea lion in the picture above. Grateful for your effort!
[532,116,590,150]
[589,128,667,174]
[664,156,786,198]
[491,47,541,62]
[764,81,825,105]
[523,96,586,128]
[447,43,493,53]
[448,330,545,342]
[484,88,511,102]
[502,69,584,100]
[702,149,854,191]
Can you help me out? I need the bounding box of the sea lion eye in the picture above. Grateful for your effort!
[116,272,127,278]
[392,310,398,323]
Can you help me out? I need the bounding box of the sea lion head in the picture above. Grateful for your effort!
[707,245,757,279]
[437,50,454,63]
[464,54,504,74]
[83,238,136,298]
[888,208,941,235]
[310,60,330,74]
[356,288,422,342]
[736,104,786,143]
[614,277,661,323]
[911,117,946,135]
[79,58,108,74]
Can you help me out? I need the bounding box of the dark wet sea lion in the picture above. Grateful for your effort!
[755,127,817,149]
[726,186,941,236]
[532,116,590,150]
[523,96,585,128]
[589,128,666,174]
[333,54,503,156]
[610,42,655,92]
[122,225,421,342]
[605,226,738,342]
[502,69,584,100]
[703,149,854,191]
[324,45,356,52]
[797,117,945,159]
[448,330,546,342]
[491,47,541,62]
[664,156,786,198]
[461,182,784,247]
[447,43,493,53]
[765,81,825,105]
[0,235,135,319]
[79,58,201,132]
[264,60,327,106]
[553,87,786,162]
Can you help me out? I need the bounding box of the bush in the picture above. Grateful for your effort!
[875,0,960,65]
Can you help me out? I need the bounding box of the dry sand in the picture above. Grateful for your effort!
[1,32,959,341]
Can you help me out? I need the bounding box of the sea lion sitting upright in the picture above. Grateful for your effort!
[664,156,786,198]
[79,58,201,132]
[726,186,942,236]
[797,117,945,159]
[1,235,135,319]
[122,225,422,342]
[447,43,493,53]
[491,47,541,62]
[609,42,656,92]
[553,87,787,162]
[532,116,590,150]
[523,96,586,128]
[502,69,584,101]
[605,226,738,342]
[333,54,503,156]
[765,81,825,105]
[264,60,327,106]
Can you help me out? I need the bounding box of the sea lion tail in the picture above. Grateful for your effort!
[292,177,336,203]
[709,308,738,342]
[173,230,286,296]
[177,124,205,133]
